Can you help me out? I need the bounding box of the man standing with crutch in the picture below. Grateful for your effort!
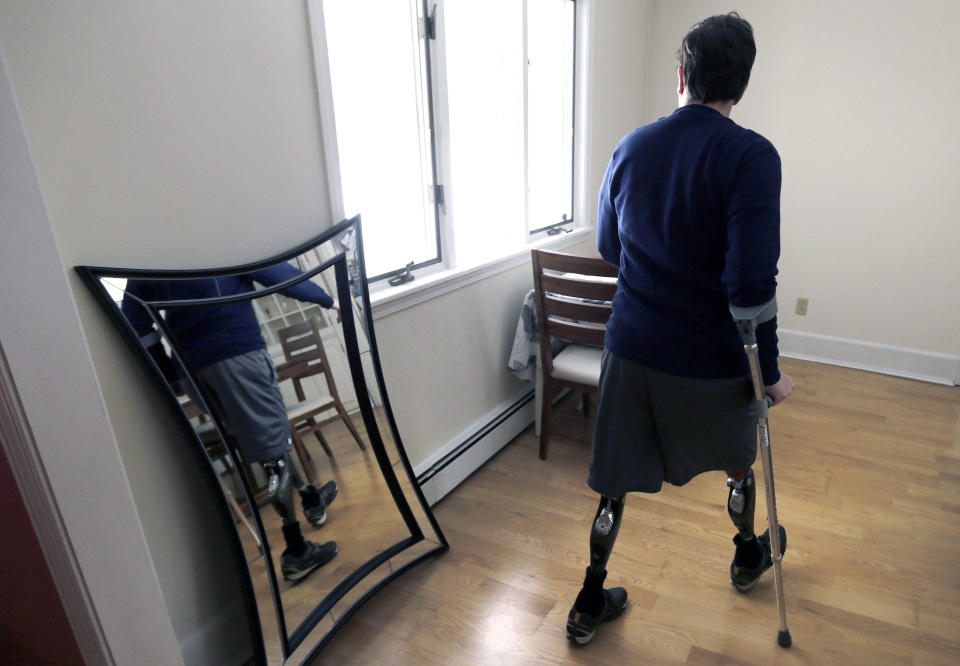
[566,12,794,646]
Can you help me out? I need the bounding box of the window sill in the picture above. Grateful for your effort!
[369,226,594,319]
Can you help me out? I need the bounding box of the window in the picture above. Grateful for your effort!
[312,0,576,283]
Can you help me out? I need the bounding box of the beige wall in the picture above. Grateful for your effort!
[643,0,960,356]
[1,46,183,665]
[582,0,653,231]
[0,0,333,659]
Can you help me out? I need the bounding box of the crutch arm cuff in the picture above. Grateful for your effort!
[729,297,778,326]
[730,297,778,346]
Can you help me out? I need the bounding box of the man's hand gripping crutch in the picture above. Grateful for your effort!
[730,298,793,649]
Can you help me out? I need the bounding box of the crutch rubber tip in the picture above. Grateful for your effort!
[777,629,792,648]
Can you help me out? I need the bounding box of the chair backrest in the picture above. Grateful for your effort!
[530,249,617,377]
[277,318,338,398]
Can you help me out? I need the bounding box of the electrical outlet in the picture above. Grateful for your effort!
[795,297,809,316]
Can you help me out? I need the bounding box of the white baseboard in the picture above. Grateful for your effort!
[778,329,960,386]
[415,388,535,506]
[178,602,252,666]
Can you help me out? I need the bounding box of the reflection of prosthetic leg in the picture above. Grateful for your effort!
[262,452,337,529]
[263,453,300,526]
[262,452,339,582]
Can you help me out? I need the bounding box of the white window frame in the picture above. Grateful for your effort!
[306,0,594,314]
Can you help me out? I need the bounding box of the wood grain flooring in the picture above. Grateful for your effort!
[312,358,960,665]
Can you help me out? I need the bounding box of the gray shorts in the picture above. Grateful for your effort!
[588,349,757,497]
[196,349,292,463]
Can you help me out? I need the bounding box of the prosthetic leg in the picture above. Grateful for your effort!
[262,452,334,529]
[727,468,757,540]
[731,300,791,648]
[588,495,626,580]
[262,452,339,582]
[567,495,628,645]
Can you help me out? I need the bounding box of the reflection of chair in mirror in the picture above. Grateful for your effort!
[178,394,262,548]
[531,249,617,460]
[277,319,367,472]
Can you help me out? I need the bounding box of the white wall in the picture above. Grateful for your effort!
[643,0,960,359]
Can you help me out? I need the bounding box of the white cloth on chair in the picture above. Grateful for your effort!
[507,289,566,381]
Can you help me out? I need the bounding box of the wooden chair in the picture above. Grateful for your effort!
[531,249,617,460]
[177,394,262,545]
[276,319,366,473]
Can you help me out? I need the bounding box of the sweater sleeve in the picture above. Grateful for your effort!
[252,263,335,308]
[722,138,782,385]
[121,280,158,339]
[597,151,622,268]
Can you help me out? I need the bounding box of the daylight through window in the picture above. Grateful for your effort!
[318,0,576,282]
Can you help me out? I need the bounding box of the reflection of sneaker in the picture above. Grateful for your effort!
[281,540,337,583]
[730,525,787,591]
[566,587,628,645]
[302,481,339,527]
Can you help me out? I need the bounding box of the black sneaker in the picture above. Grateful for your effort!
[281,540,338,583]
[302,481,339,527]
[730,525,787,591]
[566,587,628,645]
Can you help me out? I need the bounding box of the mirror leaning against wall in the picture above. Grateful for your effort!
[76,216,447,664]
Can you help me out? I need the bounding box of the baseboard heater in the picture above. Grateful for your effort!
[416,389,534,488]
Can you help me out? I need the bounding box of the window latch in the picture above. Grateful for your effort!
[547,215,572,235]
[388,262,416,287]
[419,4,437,40]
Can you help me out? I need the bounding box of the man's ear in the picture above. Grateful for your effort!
[677,65,685,95]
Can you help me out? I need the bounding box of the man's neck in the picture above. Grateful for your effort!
[679,97,735,118]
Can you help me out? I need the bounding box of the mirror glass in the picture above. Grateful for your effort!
[79,217,446,664]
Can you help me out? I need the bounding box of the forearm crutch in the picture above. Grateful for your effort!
[731,300,791,648]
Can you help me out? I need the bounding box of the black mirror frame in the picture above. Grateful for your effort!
[75,216,447,664]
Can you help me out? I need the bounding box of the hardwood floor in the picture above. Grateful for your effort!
[315,358,960,664]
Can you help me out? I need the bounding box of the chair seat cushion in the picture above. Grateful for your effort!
[287,396,335,421]
[551,344,603,386]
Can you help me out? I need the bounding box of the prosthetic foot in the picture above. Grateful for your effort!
[300,480,339,527]
[278,522,338,583]
[567,569,628,645]
[567,496,628,645]
[731,525,787,591]
[281,541,338,583]
[727,468,786,591]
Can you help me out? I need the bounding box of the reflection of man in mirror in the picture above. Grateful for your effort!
[122,263,342,583]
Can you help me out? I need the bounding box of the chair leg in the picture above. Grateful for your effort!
[314,428,334,457]
[335,401,367,451]
[539,384,552,460]
[290,430,317,485]
[534,367,543,437]
[581,391,591,418]
[300,419,321,460]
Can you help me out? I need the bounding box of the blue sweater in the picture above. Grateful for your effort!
[598,104,781,384]
[122,263,334,372]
